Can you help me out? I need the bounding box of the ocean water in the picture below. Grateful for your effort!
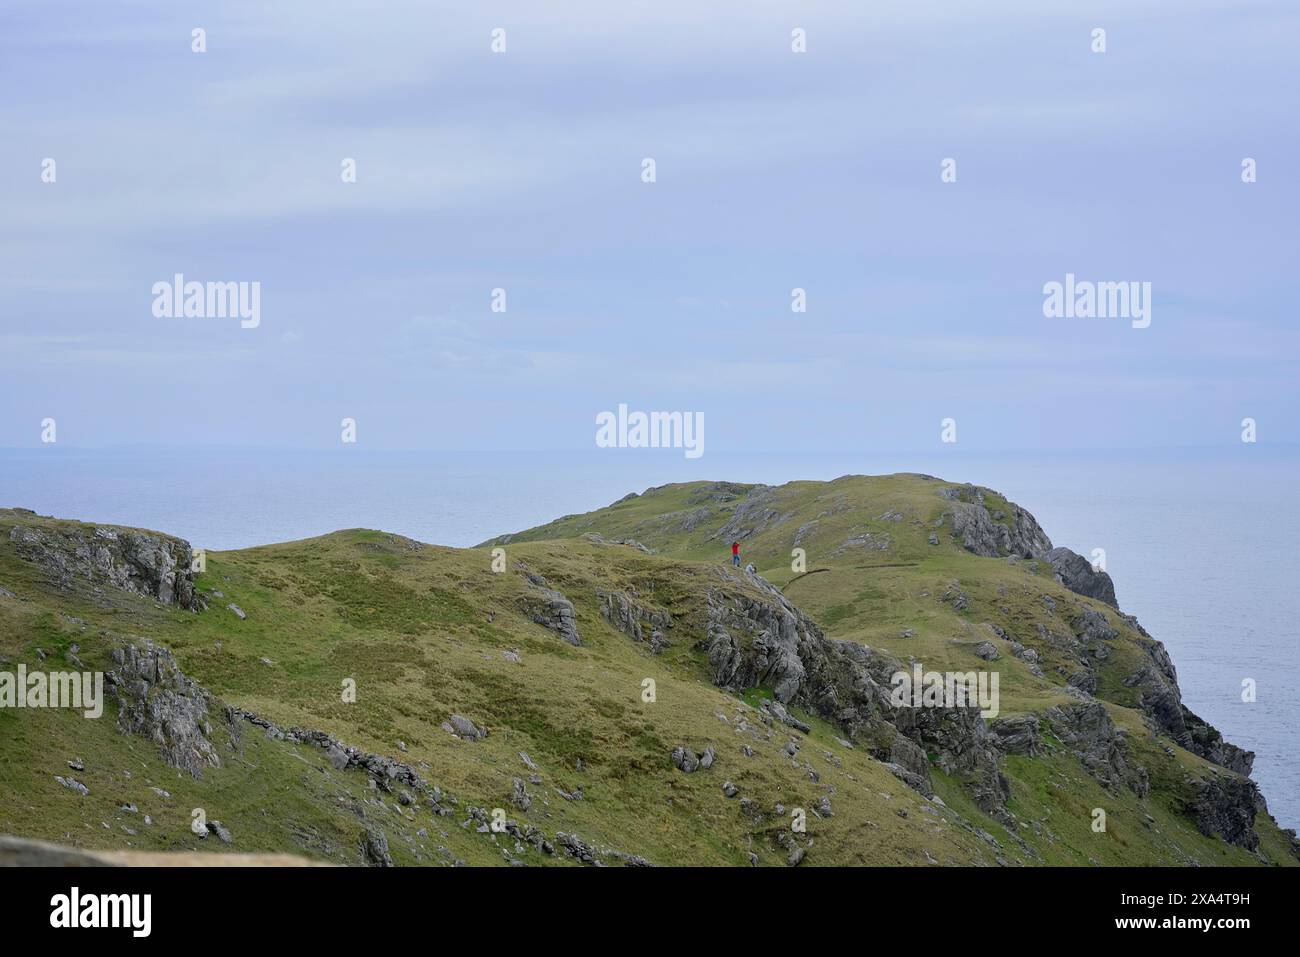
[2,446,1296,830]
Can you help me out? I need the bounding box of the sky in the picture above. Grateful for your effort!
[1,0,1297,454]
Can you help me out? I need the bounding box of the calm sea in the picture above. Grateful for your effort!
[2,446,1295,830]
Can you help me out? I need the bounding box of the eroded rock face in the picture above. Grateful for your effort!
[940,485,1052,559]
[699,568,1009,813]
[989,715,1041,757]
[8,519,205,611]
[1188,773,1260,850]
[1047,547,1118,608]
[110,639,221,777]
[702,575,809,703]
[925,489,1253,790]
[1122,642,1255,776]
[1182,708,1255,776]
[1045,703,1148,797]
[598,588,672,653]
[518,571,581,646]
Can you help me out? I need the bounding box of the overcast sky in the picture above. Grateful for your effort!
[2,0,1296,452]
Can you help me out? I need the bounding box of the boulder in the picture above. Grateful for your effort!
[671,747,700,773]
[448,714,486,741]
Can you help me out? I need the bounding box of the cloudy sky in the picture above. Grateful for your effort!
[2,0,1296,452]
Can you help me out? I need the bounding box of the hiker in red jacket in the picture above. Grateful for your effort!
[731,542,740,567]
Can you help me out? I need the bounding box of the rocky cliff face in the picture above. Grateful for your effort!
[941,485,1053,559]
[6,511,205,611]
[932,489,1256,788]
[699,567,1009,815]
[1045,547,1118,607]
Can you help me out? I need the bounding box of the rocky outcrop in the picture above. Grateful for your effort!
[598,588,672,653]
[1180,707,1255,776]
[110,639,221,777]
[671,746,702,773]
[707,485,793,543]
[518,571,581,646]
[698,568,1007,813]
[232,709,457,816]
[1073,606,1118,646]
[1122,642,1254,776]
[701,575,809,703]
[1047,547,1118,608]
[362,828,393,866]
[581,533,654,554]
[446,714,487,741]
[1188,773,1259,850]
[940,485,1052,559]
[1044,703,1148,796]
[989,715,1041,756]
[555,830,653,867]
[7,514,205,610]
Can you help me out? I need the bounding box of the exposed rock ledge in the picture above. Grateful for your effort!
[6,511,205,611]
[700,567,1008,816]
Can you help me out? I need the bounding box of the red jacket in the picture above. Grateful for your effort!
[731,543,739,555]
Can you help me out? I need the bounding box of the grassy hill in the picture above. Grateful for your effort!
[1,475,1295,867]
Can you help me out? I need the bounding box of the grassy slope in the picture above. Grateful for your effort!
[485,474,1297,865]
[0,476,1293,866]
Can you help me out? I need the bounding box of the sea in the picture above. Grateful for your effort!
[2,445,1295,830]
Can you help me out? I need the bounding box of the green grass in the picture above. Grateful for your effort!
[1,478,1294,868]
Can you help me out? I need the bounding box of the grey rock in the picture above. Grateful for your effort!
[671,746,700,773]
[110,639,220,777]
[941,484,1052,559]
[54,775,88,796]
[1047,547,1118,607]
[989,715,1041,757]
[1045,703,1147,796]
[363,828,393,866]
[763,699,811,734]
[519,573,581,646]
[227,604,246,620]
[598,589,672,653]
[448,714,486,740]
[207,821,233,844]
[1189,773,1259,850]
[7,519,205,610]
